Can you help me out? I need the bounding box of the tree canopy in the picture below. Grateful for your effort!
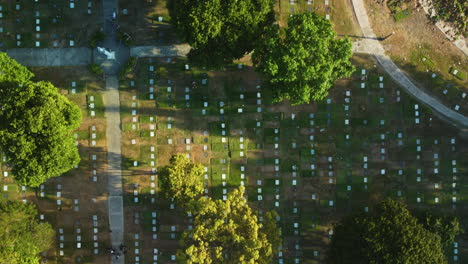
[327,199,451,264]
[416,210,462,250]
[168,0,275,67]
[253,12,354,105]
[0,199,55,264]
[159,154,204,206]
[0,53,82,187]
[178,186,281,264]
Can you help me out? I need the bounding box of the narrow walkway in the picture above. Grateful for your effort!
[101,0,125,263]
[104,76,124,264]
[5,48,91,66]
[130,44,190,57]
[351,0,468,130]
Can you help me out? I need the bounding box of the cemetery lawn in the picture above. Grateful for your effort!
[276,0,361,37]
[0,1,102,48]
[118,54,468,263]
[363,0,468,115]
[0,66,110,264]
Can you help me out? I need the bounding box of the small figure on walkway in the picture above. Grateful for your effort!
[119,243,126,251]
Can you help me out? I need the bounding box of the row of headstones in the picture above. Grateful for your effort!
[293,112,316,262]
[147,64,157,100]
[132,149,157,203]
[414,104,422,124]
[131,65,159,224]
[451,158,458,205]
[2,169,27,201]
[451,140,460,260]
[131,95,139,145]
[439,71,466,111]
[58,215,100,255]
[320,156,336,206]
[74,123,99,148]
[411,137,458,204]
[88,93,97,117]
[132,234,175,263]
[8,2,81,47]
[57,215,99,256]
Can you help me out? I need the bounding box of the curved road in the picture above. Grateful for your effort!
[351,0,468,130]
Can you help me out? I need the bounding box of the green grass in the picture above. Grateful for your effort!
[112,57,468,263]
[393,8,411,22]
[450,67,467,80]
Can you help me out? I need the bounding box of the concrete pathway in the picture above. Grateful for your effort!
[103,76,124,264]
[5,48,91,66]
[351,0,468,130]
[130,44,190,57]
[101,0,125,263]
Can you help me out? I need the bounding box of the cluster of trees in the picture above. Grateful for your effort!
[0,199,54,263]
[159,154,281,263]
[0,53,82,187]
[327,199,462,264]
[168,0,354,105]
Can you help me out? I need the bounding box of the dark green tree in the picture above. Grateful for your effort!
[327,199,449,264]
[0,200,55,264]
[178,187,281,264]
[168,0,275,67]
[416,210,463,250]
[0,53,82,187]
[253,12,354,105]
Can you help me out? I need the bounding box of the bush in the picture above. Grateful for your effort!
[386,0,410,13]
[117,30,132,46]
[393,8,411,22]
[89,63,103,75]
[118,57,137,80]
[89,31,105,48]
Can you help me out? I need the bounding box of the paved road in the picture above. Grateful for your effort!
[351,0,468,130]
[5,48,91,66]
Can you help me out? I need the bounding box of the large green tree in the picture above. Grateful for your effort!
[416,210,462,250]
[253,12,354,105]
[0,200,55,264]
[327,199,451,264]
[159,154,204,206]
[0,53,82,187]
[178,187,281,264]
[168,0,275,66]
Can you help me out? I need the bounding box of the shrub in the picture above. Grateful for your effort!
[89,63,103,75]
[118,57,137,80]
[89,30,105,48]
